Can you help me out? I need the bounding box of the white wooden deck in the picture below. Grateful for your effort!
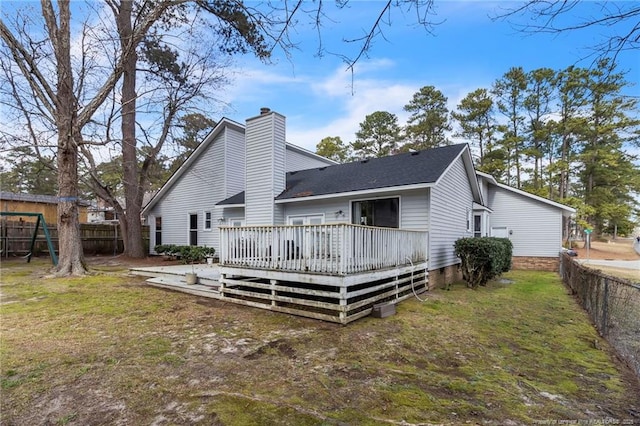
[218,224,430,324]
[220,223,428,275]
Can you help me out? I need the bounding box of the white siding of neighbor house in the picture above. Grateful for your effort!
[429,156,474,270]
[245,112,286,225]
[286,147,334,172]
[148,130,226,252]
[224,127,245,198]
[486,185,562,257]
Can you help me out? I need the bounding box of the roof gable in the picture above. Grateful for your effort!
[477,171,575,214]
[142,118,243,215]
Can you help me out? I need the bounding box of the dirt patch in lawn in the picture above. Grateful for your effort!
[1,263,639,425]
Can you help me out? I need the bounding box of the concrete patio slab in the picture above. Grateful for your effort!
[130,264,221,294]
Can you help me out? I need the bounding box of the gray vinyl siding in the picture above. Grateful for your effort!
[224,127,245,197]
[245,113,286,225]
[429,156,474,270]
[282,188,429,230]
[148,132,226,252]
[222,207,245,223]
[285,147,333,172]
[284,198,350,224]
[487,186,562,257]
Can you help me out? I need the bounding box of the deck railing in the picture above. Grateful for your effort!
[219,223,428,275]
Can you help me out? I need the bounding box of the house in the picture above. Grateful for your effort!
[0,192,90,224]
[476,172,575,270]
[142,108,574,323]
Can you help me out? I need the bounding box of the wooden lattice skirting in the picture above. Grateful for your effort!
[219,262,429,324]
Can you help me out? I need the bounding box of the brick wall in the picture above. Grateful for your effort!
[428,264,462,289]
[511,256,559,272]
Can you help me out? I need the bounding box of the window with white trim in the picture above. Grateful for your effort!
[204,211,212,230]
[351,198,399,228]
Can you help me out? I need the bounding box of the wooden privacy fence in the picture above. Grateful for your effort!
[0,220,149,257]
[560,253,640,378]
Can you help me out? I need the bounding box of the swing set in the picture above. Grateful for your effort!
[0,212,58,265]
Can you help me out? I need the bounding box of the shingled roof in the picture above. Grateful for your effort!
[277,143,468,200]
[0,192,91,206]
[216,143,469,205]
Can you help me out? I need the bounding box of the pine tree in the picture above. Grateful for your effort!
[451,88,495,168]
[352,111,403,158]
[403,86,451,150]
[493,67,528,188]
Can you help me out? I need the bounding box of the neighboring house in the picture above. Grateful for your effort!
[142,108,574,323]
[88,192,156,224]
[0,192,90,224]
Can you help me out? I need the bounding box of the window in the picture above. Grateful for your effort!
[474,214,482,238]
[287,215,324,225]
[229,218,245,227]
[155,216,162,246]
[189,213,198,245]
[466,209,472,232]
[204,211,212,230]
[351,198,399,228]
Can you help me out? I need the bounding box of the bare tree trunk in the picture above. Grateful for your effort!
[117,0,145,258]
[47,1,86,275]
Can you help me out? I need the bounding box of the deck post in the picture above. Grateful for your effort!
[339,285,347,324]
[270,279,278,307]
[219,274,226,299]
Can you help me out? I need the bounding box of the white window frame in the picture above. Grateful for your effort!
[204,211,212,231]
[286,214,325,225]
[228,217,246,227]
[350,196,401,228]
[466,209,472,233]
[473,213,482,238]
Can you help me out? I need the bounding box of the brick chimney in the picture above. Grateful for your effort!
[244,108,286,225]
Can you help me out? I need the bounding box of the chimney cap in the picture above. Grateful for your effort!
[260,107,271,115]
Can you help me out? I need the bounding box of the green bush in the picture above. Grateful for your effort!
[153,245,215,264]
[154,244,179,257]
[454,237,513,289]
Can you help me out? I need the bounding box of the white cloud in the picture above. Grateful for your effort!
[221,57,496,152]
[286,64,417,150]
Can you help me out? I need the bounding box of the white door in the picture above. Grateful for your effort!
[287,215,325,259]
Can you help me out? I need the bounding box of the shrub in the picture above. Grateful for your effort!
[154,245,215,264]
[454,237,513,289]
[154,244,179,257]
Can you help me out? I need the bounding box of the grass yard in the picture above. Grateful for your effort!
[1,259,639,425]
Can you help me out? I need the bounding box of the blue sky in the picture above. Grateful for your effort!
[216,1,639,152]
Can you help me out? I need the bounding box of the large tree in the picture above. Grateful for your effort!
[547,65,589,200]
[577,59,640,237]
[352,111,403,158]
[0,0,442,274]
[492,66,528,188]
[1,1,179,274]
[522,67,555,192]
[403,85,451,150]
[451,88,495,167]
[316,136,350,163]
